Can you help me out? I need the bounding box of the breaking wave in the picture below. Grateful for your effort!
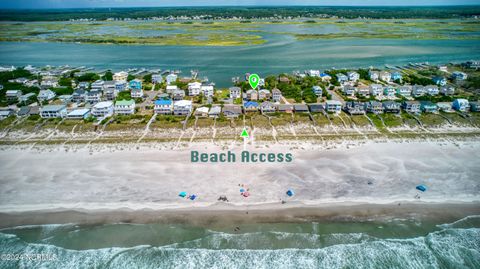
[1,217,479,269]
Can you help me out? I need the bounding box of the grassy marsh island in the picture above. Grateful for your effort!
[1,19,479,46]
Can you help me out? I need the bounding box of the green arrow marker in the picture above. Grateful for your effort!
[248,74,260,89]
[240,128,249,138]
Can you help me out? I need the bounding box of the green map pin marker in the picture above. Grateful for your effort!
[248,74,260,89]
[240,128,249,138]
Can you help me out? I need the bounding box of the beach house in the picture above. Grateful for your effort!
[379,71,391,82]
[67,108,90,120]
[208,106,221,118]
[194,106,209,117]
[307,70,320,77]
[402,101,421,113]
[113,71,128,82]
[85,90,102,103]
[383,86,396,99]
[347,71,360,82]
[246,89,258,101]
[152,74,163,83]
[342,85,356,97]
[72,89,86,103]
[344,101,365,115]
[437,102,453,113]
[129,79,142,90]
[172,89,185,101]
[412,85,426,97]
[91,80,104,91]
[173,100,192,115]
[19,93,36,103]
[201,85,214,97]
[278,76,290,84]
[440,86,455,96]
[370,84,383,97]
[272,88,282,102]
[222,104,242,118]
[6,90,22,102]
[115,81,127,92]
[425,85,439,96]
[451,71,468,81]
[432,76,447,86]
[420,101,438,113]
[452,99,469,112]
[365,101,384,114]
[278,104,294,113]
[131,87,143,98]
[78,82,90,89]
[308,103,325,113]
[188,82,202,96]
[320,73,332,82]
[114,99,135,115]
[336,73,348,84]
[397,85,412,98]
[469,101,480,112]
[258,89,271,100]
[37,89,56,102]
[40,105,67,118]
[0,109,13,120]
[103,81,117,100]
[166,74,178,85]
[382,101,401,113]
[91,101,114,118]
[229,87,241,99]
[154,99,173,114]
[294,104,309,113]
[312,86,323,96]
[325,100,342,114]
[40,77,59,88]
[260,101,277,113]
[357,86,370,98]
[244,101,259,112]
[368,70,379,81]
[166,85,178,94]
[17,106,30,117]
[391,72,403,81]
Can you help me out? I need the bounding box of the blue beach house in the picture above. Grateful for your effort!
[391,72,402,81]
[129,79,142,90]
[244,101,259,112]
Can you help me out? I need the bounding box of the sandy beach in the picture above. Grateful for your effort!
[0,139,479,215]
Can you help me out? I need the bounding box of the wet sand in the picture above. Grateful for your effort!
[1,202,479,229]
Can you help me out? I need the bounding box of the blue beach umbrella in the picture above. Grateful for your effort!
[416,185,427,192]
[190,195,197,200]
[286,190,294,197]
[240,188,245,193]
[179,191,187,198]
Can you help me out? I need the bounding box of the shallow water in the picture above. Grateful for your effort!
[0,215,479,268]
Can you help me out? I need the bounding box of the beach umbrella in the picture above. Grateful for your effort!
[240,188,245,193]
[416,185,427,192]
[286,190,294,197]
[179,191,187,198]
[242,191,250,197]
[190,195,197,200]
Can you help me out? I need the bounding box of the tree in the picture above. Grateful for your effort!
[116,91,132,101]
[127,74,135,81]
[143,73,152,83]
[59,77,72,87]
[102,71,113,81]
[78,72,100,82]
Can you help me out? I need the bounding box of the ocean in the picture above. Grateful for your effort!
[0,215,479,268]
